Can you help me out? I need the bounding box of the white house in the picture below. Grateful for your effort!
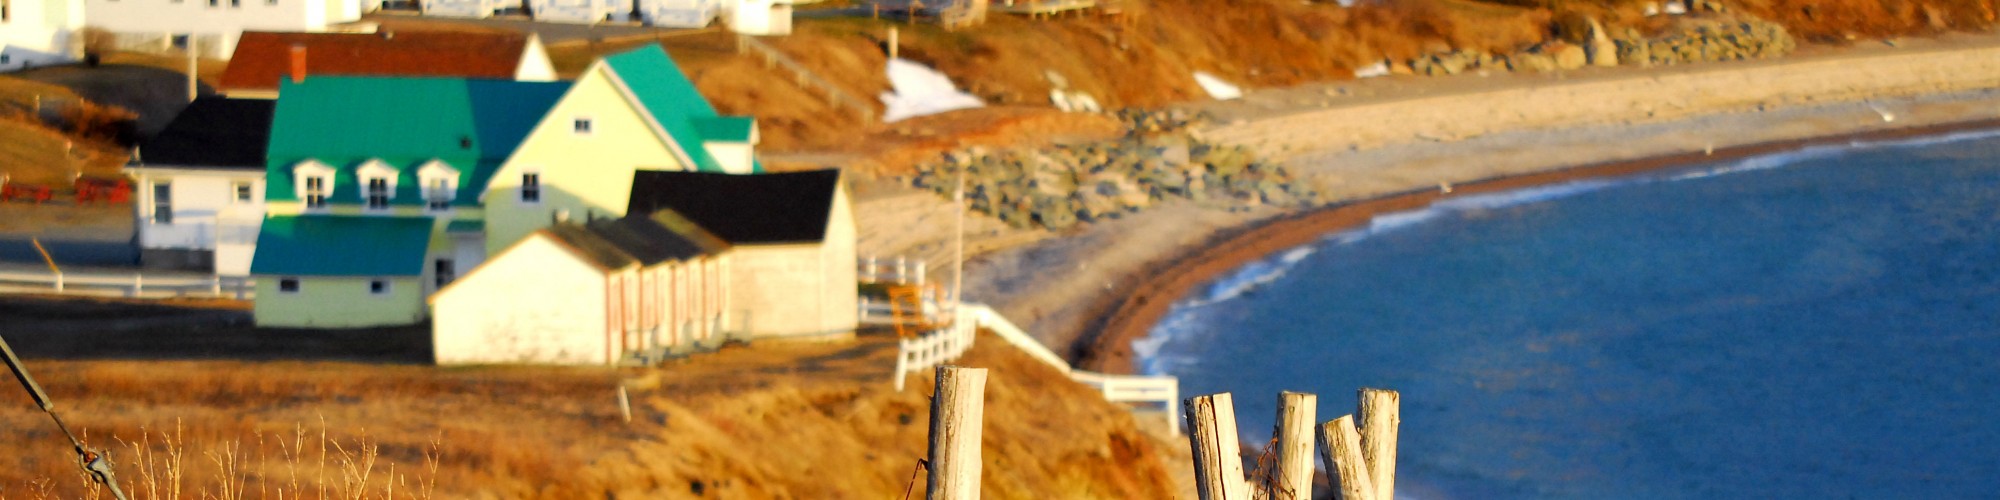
[627,169,856,339]
[525,0,628,23]
[81,0,367,59]
[726,0,789,35]
[0,0,87,71]
[636,0,719,28]
[432,210,732,365]
[124,96,275,275]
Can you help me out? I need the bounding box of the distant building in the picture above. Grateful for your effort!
[627,169,856,339]
[432,168,857,365]
[80,0,367,59]
[249,45,763,328]
[421,0,631,22]
[218,30,554,98]
[124,96,276,276]
[0,0,87,71]
[431,211,733,365]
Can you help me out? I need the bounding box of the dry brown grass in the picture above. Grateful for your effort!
[0,296,1177,497]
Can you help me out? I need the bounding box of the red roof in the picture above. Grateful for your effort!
[220,31,531,92]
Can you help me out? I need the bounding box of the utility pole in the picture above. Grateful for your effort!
[185,36,197,102]
[951,163,966,315]
[1,334,129,499]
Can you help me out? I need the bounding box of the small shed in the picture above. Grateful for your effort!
[431,211,732,365]
[627,168,857,339]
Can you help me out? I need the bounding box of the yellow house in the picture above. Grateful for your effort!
[251,45,760,329]
[482,45,761,256]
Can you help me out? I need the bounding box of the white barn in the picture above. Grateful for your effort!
[124,97,275,275]
[432,211,732,365]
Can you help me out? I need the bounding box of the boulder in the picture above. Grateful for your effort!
[1552,43,1588,70]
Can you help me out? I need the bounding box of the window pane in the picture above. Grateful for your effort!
[153,183,172,224]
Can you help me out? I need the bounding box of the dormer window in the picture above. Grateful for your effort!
[365,178,391,210]
[292,160,334,211]
[417,160,459,213]
[357,160,398,212]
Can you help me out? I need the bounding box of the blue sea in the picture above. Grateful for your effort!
[1140,131,2000,499]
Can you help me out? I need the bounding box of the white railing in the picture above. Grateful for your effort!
[859,255,927,285]
[892,316,975,391]
[0,270,253,300]
[1071,371,1182,434]
[891,300,1183,434]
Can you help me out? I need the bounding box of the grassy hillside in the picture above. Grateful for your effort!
[0,295,1177,498]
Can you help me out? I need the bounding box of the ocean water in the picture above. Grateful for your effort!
[1141,131,2000,499]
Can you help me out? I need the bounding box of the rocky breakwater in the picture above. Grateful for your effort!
[1408,17,1795,76]
[905,109,1319,231]
[1617,19,1796,65]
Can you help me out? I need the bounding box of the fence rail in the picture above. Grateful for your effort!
[888,300,1183,434]
[735,35,876,123]
[859,255,927,284]
[0,270,253,300]
[892,316,975,391]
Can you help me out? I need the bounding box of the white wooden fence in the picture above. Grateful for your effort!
[893,314,976,391]
[0,270,253,300]
[858,255,927,284]
[884,300,1183,434]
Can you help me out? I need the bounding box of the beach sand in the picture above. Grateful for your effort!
[851,31,2000,374]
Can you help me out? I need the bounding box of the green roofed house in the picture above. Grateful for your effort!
[251,45,764,328]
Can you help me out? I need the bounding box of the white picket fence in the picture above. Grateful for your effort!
[884,300,1183,434]
[892,314,976,391]
[0,270,253,300]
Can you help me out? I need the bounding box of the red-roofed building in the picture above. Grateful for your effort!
[218,30,554,98]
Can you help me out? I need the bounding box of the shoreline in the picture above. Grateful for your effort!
[1073,116,2000,374]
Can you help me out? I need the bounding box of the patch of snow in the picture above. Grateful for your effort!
[880,58,985,123]
[1664,1,1687,14]
[1353,60,1391,78]
[1193,71,1243,100]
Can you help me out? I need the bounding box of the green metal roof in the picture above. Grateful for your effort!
[604,46,761,173]
[444,219,484,233]
[692,117,755,143]
[264,77,571,205]
[249,216,437,276]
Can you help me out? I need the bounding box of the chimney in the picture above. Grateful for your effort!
[288,44,307,84]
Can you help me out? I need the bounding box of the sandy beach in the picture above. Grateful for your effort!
[845,31,2000,373]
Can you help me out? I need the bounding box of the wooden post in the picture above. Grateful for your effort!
[616,385,632,423]
[1184,393,1247,500]
[1358,388,1400,500]
[926,366,986,500]
[186,37,198,102]
[1271,392,1316,500]
[132,274,143,297]
[888,27,900,60]
[1318,415,1376,500]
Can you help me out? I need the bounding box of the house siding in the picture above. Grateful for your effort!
[131,168,265,275]
[483,65,686,256]
[81,0,366,58]
[253,275,427,328]
[433,235,610,365]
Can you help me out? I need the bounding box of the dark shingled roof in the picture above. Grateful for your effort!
[135,97,275,169]
[626,169,842,245]
[542,211,731,270]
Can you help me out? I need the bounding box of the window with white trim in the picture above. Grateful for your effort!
[369,278,390,295]
[365,177,390,210]
[520,172,541,203]
[152,182,172,224]
[278,278,300,293]
[357,160,397,211]
[303,176,327,208]
[293,161,334,211]
[233,181,253,204]
[573,117,593,135]
[417,160,458,212]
